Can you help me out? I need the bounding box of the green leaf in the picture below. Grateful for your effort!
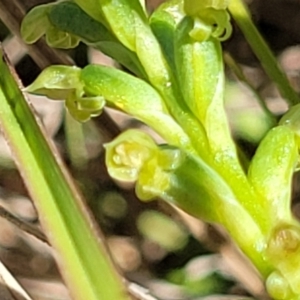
[48,1,113,44]
[81,64,193,150]
[92,41,148,78]
[0,46,130,300]
[93,0,148,52]
[74,0,107,26]
[149,0,184,72]
[248,126,298,222]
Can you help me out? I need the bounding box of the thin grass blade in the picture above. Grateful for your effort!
[0,45,131,300]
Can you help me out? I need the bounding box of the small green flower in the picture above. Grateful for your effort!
[21,3,80,48]
[25,65,105,122]
[184,0,232,41]
[104,130,158,182]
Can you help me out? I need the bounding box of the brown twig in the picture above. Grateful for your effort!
[0,205,48,244]
[127,282,159,300]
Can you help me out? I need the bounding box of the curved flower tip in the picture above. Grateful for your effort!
[21,4,51,44]
[21,2,80,49]
[66,93,105,122]
[25,65,105,122]
[25,66,82,99]
[104,130,158,182]
[184,0,232,42]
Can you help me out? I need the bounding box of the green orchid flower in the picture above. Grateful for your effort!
[25,65,105,122]
[184,0,232,41]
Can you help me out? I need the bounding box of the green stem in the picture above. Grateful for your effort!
[228,0,300,106]
[64,112,89,168]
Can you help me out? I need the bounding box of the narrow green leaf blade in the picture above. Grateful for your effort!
[0,46,130,300]
[149,0,184,72]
